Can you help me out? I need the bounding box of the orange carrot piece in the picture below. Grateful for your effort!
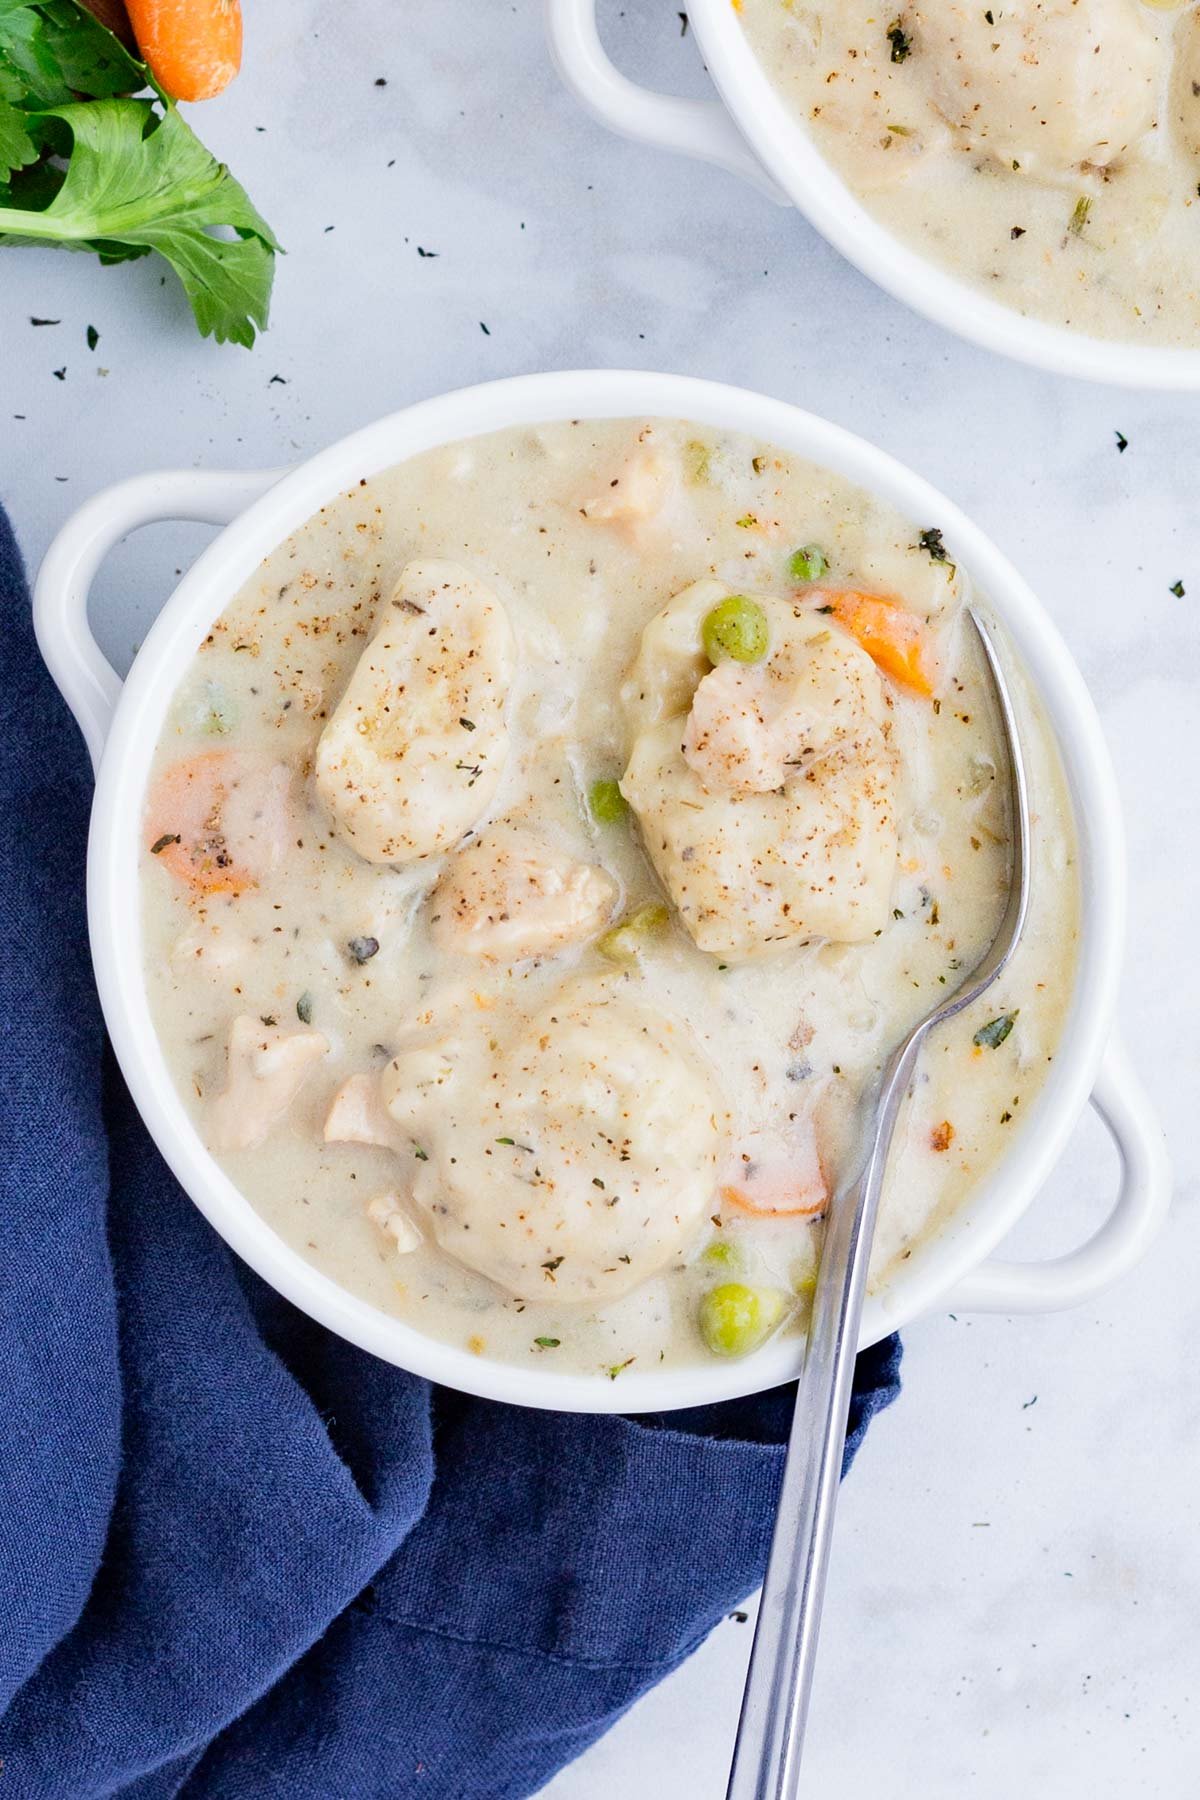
[126,0,242,102]
[146,750,289,895]
[719,1183,826,1220]
[820,589,938,698]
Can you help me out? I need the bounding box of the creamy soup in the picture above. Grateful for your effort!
[140,419,1079,1380]
[740,0,1200,347]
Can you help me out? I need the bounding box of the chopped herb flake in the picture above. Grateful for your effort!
[887,17,912,62]
[1068,195,1091,237]
[347,935,380,964]
[149,833,180,854]
[296,992,314,1025]
[1170,579,1186,598]
[533,1336,561,1350]
[974,1011,1018,1050]
[541,1256,564,1275]
[413,1145,429,1161]
[684,440,711,484]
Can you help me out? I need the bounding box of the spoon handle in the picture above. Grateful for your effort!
[726,1038,919,1800]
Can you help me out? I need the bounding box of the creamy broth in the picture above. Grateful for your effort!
[141,419,1079,1380]
[740,0,1200,347]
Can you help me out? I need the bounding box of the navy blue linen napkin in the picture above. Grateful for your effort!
[0,501,901,1800]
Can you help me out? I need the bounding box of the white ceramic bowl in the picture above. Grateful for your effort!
[546,0,1200,390]
[35,371,1169,1413]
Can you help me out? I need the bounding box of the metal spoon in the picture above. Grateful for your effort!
[726,608,1031,1800]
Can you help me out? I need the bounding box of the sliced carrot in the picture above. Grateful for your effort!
[720,1183,826,1220]
[126,0,242,102]
[718,1122,828,1219]
[819,589,938,698]
[145,750,290,895]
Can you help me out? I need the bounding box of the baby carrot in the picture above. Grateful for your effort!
[125,0,242,102]
[820,589,938,698]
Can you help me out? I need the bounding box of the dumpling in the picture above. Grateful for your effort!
[430,825,617,961]
[911,0,1160,176]
[620,585,898,960]
[315,559,515,865]
[376,979,726,1303]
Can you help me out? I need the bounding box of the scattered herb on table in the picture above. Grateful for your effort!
[886,17,912,62]
[974,1011,1018,1050]
[1115,430,1128,453]
[1170,578,1186,598]
[0,0,277,346]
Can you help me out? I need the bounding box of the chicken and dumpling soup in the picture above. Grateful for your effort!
[141,420,1079,1379]
[739,0,1200,347]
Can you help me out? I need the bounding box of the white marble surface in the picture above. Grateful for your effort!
[1,3,1196,1794]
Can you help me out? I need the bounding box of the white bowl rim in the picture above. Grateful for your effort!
[85,368,1125,1413]
[683,0,1200,391]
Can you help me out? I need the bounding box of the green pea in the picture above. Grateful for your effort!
[596,902,670,963]
[698,1283,788,1359]
[703,1239,736,1268]
[702,596,769,666]
[589,777,627,824]
[788,544,829,583]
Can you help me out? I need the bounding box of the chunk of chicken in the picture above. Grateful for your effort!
[366,1192,422,1255]
[378,979,727,1303]
[315,560,515,865]
[621,588,898,960]
[912,0,1160,176]
[581,433,679,537]
[323,1073,405,1153]
[209,1016,328,1152]
[430,825,617,961]
[771,10,952,194]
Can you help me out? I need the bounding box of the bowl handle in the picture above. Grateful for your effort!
[945,1036,1170,1314]
[34,468,285,775]
[544,0,788,203]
